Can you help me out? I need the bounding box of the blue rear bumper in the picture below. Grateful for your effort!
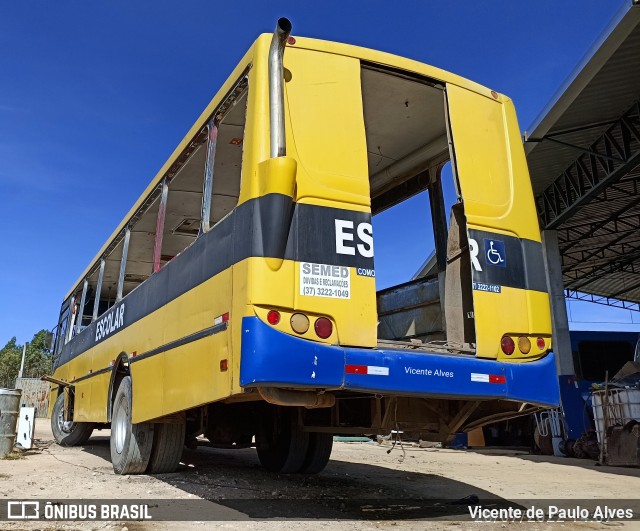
[239,317,559,407]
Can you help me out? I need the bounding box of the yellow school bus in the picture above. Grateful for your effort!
[47,19,558,475]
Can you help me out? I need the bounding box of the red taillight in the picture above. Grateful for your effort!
[537,337,546,350]
[314,317,333,339]
[267,310,280,325]
[501,336,515,355]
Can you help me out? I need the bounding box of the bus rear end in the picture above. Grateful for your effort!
[236,22,558,470]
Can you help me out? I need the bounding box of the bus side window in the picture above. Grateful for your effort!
[54,304,71,355]
[128,80,249,277]
[61,78,249,313]
[206,88,248,228]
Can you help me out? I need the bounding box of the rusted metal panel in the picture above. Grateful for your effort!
[607,424,640,467]
[15,378,49,418]
[376,277,444,342]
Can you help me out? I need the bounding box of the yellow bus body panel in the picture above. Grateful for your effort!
[447,84,551,358]
[52,267,235,423]
[284,48,370,208]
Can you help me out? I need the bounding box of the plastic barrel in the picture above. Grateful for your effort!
[0,388,22,458]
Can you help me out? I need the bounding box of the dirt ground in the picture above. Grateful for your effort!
[2,422,640,530]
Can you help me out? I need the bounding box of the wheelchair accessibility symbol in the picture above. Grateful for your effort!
[484,239,506,268]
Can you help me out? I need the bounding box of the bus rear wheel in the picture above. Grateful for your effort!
[51,393,94,447]
[300,433,333,474]
[256,407,309,473]
[110,376,154,474]
[146,421,186,474]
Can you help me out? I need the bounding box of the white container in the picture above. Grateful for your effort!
[592,389,640,446]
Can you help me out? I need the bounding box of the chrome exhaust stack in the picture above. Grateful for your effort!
[268,17,292,158]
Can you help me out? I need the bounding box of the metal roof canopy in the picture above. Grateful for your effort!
[525,1,640,311]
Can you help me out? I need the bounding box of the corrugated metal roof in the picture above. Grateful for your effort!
[525,2,640,304]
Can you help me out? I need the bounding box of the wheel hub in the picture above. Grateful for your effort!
[114,399,127,454]
[57,408,74,434]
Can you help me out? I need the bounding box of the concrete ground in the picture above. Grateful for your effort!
[1,421,640,530]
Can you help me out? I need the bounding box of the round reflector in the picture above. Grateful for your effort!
[518,337,531,354]
[267,310,280,325]
[501,336,515,355]
[314,317,333,339]
[290,313,310,334]
[537,337,546,350]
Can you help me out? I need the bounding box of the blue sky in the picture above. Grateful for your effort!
[0,0,638,345]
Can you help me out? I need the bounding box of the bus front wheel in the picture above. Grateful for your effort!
[51,393,94,447]
[110,376,154,474]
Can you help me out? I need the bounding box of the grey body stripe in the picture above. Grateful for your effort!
[68,322,228,384]
[70,366,112,384]
[129,322,228,364]
[468,229,548,293]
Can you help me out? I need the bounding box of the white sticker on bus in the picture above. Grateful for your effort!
[335,219,374,257]
[300,262,350,299]
[468,238,483,272]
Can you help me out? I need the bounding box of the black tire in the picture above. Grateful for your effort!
[533,418,553,456]
[256,407,309,473]
[300,433,333,474]
[147,421,186,474]
[51,393,94,447]
[110,376,154,475]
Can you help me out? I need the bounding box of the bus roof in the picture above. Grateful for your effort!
[65,33,500,300]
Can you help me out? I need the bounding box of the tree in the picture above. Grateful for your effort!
[23,330,53,380]
[0,330,53,388]
[0,337,22,389]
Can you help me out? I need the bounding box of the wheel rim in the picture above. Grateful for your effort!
[57,407,74,434]
[114,397,128,454]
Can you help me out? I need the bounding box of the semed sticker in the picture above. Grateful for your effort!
[300,262,350,299]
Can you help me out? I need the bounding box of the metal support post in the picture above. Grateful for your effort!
[153,179,169,273]
[116,227,131,301]
[75,279,88,334]
[541,230,575,377]
[18,343,28,379]
[200,120,218,235]
[92,259,106,322]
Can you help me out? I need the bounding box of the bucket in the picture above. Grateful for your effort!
[0,388,22,458]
